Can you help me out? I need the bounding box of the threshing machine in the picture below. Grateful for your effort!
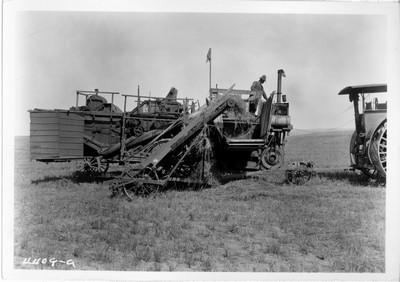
[108,69,293,199]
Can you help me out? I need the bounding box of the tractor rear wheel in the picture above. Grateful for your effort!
[369,121,387,179]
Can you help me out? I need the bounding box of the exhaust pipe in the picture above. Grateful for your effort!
[277,69,286,103]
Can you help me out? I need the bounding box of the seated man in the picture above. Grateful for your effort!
[249,75,268,115]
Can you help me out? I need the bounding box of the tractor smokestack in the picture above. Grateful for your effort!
[277,69,286,103]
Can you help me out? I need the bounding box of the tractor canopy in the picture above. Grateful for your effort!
[338,84,387,103]
[338,84,387,95]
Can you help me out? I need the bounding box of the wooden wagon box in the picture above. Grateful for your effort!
[29,109,124,161]
[29,110,86,161]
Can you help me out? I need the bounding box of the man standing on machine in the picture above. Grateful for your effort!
[249,74,268,115]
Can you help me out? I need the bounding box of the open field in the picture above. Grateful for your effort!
[13,131,385,272]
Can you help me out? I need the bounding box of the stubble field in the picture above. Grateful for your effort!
[13,130,385,272]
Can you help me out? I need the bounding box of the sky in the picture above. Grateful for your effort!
[11,5,390,136]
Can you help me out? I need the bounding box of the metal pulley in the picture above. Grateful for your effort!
[260,147,284,170]
[270,115,291,127]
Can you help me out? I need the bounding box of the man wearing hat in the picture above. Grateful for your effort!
[249,75,268,115]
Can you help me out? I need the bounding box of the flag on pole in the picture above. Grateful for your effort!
[206,48,212,62]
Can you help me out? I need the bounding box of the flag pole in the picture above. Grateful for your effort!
[206,48,212,100]
[209,58,212,100]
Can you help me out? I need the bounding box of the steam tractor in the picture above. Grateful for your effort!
[338,84,387,179]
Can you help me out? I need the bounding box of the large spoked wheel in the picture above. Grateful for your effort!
[260,147,284,170]
[349,130,357,167]
[77,157,109,173]
[285,162,313,185]
[123,167,161,200]
[369,121,387,179]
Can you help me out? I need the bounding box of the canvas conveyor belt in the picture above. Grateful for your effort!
[109,85,236,197]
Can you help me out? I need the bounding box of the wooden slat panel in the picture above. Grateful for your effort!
[59,131,84,138]
[30,148,59,154]
[30,153,59,159]
[59,114,84,157]
[31,117,59,124]
[30,111,60,160]
[31,123,59,130]
[59,149,83,156]
[30,130,60,136]
[30,112,60,118]
[31,135,59,142]
[31,142,59,149]
[60,142,83,150]
[59,137,84,144]
[59,124,84,132]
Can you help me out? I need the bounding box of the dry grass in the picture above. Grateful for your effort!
[14,134,385,272]
[285,130,353,169]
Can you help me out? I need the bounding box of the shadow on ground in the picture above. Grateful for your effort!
[31,171,119,185]
[317,171,385,186]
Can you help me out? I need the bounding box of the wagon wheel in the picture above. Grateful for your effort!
[285,162,312,185]
[123,167,161,200]
[260,147,284,170]
[133,126,144,137]
[77,157,109,173]
[77,157,92,172]
[141,167,162,196]
[369,121,387,179]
